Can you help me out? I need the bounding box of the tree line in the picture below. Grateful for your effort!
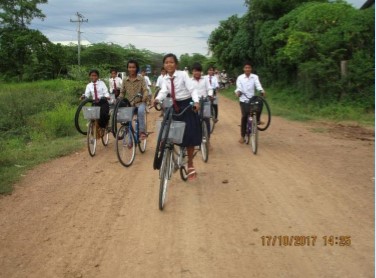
[208,0,374,110]
[0,0,214,82]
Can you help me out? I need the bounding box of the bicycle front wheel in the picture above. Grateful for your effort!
[116,125,136,167]
[250,114,258,154]
[159,148,171,210]
[178,147,188,182]
[75,98,93,135]
[201,121,209,163]
[87,121,97,157]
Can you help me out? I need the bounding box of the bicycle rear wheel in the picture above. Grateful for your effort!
[257,97,271,132]
[87,121,96,157]
[159,148,171,210]
[138,111,147,153]
[116,125,136,167]
[250,114,258,154]
[210,105,215,134]
[101,126,110,146]
[201,121,209,163]
[75,99,93,135]
[178,147,188,181]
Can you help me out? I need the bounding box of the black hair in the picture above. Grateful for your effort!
[127,59,140,73]
[89,69,99,76]
[110,68,118,73]
[161,67,166,71]
[163,53,178,64]
[207,65,215,71]
[192,62,202,72]
[243,60,253,67]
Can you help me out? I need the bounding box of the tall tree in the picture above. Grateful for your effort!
[0,0,47,27]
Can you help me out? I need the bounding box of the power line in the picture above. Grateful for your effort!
[70,12,88,66]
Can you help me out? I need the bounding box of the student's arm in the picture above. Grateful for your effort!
[155,79,168,103]
[254,75,265,96]
[184,74,199,103]
[235,76,242,97]
[141,79,148,102]
[84,84,91,99]
[102,81,110,98]
[120,80,126,98]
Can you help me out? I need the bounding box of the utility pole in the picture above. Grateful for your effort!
[70,12,88,66]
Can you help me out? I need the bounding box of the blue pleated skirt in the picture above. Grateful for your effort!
[173,98,202,147]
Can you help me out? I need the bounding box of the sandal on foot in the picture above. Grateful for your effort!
[187,167,197,181]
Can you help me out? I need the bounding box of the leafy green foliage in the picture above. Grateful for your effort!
[209,1,375,115]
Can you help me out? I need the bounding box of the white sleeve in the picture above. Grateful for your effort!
[102,81,110,98]
[235,76,242,94]
[156,78,168,101]
[84,84,91,98]
[184,74,199,103]
[254,75,264,92]
[109,78,113,91]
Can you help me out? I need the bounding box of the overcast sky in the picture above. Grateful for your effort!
[30,0,366,56]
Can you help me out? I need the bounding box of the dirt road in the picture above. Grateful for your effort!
[0,96,374,278]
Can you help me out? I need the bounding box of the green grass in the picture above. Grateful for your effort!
[0,79,87,194]
[0,136,83,194]
[220,85,374,127]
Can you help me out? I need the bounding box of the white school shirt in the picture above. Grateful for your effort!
[155,74,166,88]
[205,75,219,90]
[109,77,122,92]
[235,73,264,103]
[84,80,110,99]
[156,70,199,103]
[191,76,213,98]
[143,75,152,95]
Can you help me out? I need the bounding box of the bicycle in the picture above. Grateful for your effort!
[209,94,217,134]
[75,96,116,137]
[113,94,148,167]
[153,99,196,210]
[82,99,111,157]
[239,92,271,155]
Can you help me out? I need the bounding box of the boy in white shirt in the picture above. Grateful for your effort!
[206,66,219,122]
[109,68,122,98]
[235,61,266,144]
[83,69,111,130]
[192,63,213,144]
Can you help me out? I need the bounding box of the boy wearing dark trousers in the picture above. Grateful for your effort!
[235,61,266,144]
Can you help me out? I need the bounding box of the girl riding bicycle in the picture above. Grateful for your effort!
[153,53,201,181]
[120,59,149,140]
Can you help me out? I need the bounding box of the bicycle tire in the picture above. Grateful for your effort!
[153,108,172,170]
[138,110,147,153]
[87,121,96,157]
[116,125,136,167]
[201,121,209,163]
[159,148,171,210]
[101,127,110,146]
[251,114,258,154]
[210,105,215,134]
[257,97,271,132]
[75,98,93,135]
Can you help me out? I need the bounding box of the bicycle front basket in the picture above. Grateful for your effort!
[117,107,134,122]
[250,100,261,113]
[155,120,186,144]
[203,101,211,118]
[82,106,101,120]
[163,97,173,109]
